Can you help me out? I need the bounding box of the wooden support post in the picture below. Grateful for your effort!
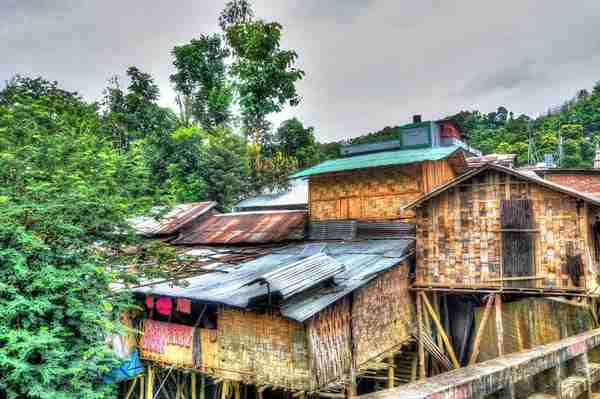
[222,381,230,399]
[234,382,241,399]
[387,357,394,389]
[416,292,426,380]
[347,368,357,399]
[139,375,144,399]
[201,374,206,399]
[572,353,593,399]
[420,292,460,369]
[468,295,495,366]
[125,377,138,399]
[191,373,197,399]
[145,365,154,399]
[495,294,504,357]
[410,353,418,382]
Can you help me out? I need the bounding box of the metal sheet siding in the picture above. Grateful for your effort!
[130,202,216,236]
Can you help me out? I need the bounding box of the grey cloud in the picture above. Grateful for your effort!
[2,0,600,142]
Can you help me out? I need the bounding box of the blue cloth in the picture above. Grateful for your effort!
[103,350,144,384]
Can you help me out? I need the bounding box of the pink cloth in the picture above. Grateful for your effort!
[177,298,191,314]
[155,297,172,316]
[145,296,154,309]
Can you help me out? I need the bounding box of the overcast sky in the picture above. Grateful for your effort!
[3,1,600,142]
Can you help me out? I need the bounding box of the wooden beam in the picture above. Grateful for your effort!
[420,292,460,369]
[416,292,426,380]
[495,294,504,357]
[387,357,394,389]
[468,295,495,366]
[125,377,138,399]
[234,382,241,399]
[191,373,197,399]
[145,365,154,399]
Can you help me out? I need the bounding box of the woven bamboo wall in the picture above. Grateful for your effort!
[473,298,594,362]
[306,297,353,386]
[352,264,414,368]
[416,169,591,289]
[216,307,314,391]
[309,165,421,221]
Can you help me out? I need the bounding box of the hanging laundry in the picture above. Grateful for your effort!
[145,296,154,309]
[155,297,172,316]
[177,298,191,314]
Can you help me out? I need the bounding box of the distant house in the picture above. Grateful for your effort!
[292,115,479,223]
[233,179,308,212]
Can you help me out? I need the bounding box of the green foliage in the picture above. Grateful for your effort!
[226,19,305,142]
[219,0,254,30]
[170,35,233,130]
[0,76,162,398]
[274,118,323,168]
[102,66,177,151]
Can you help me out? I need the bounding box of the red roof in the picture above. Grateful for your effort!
[131,202,216,236]
[173,210,308,245]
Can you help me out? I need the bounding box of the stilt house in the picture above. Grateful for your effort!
[402,163,600,377]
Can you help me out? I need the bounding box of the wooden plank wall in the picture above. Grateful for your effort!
[352,265,414,368]
[306,297,353,386]
[416,169,593,289]
[216,308,315,391]
[309,161,456,222]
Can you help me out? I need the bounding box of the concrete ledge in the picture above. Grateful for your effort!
[357,329,600,399]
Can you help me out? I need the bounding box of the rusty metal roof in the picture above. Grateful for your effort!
[172,210,308,245]
[130,202,216,237]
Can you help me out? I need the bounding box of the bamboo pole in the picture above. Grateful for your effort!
[416,292,426,380]
[410,353,418,382]
[139,375,144,399]
[200,374,206,399]
[495,294,504,357]
[468,295,495,366]
[145,365,154,399]
[420,292,460,369]
[234,383,241,399]
[387,357,394,389]
[191,373,197,399]
[125,377,137,399]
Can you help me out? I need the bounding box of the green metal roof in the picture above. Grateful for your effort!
[291,145,464,178]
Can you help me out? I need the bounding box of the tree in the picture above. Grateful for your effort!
[170,35,233,131]
[219,0,254,30]
[275,118,322,168]
[225,19,305,143]
[0,76,162,398]
[102,66,176,151]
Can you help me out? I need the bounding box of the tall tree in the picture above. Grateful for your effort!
[225,17,305,143]
[0,76,162,398]
[170,35,233,131]
[275,118,322,168]
[102,66,176,151]
[219,0,254,30]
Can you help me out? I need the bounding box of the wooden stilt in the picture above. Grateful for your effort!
[347,368,357,399]
[468,295,495,366]
[139,375,144,399]
[192,373,197,399]
[234,382,241,399]
[416,292,426,380]
[420,292,460,369]
[125,377,137,399]
[200,374,206,399]
[410,353,418,382]
[222,381,230,399]
[176,372,183,399]
[145,365,154,399]
[387,357,395,389]
[495,294,504,357]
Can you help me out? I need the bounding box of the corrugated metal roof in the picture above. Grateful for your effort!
[130,202,216,236]
[404,163,600,209]
[173,210,308,245]
[132,239,414,322]
[247,253,345,300]
[290,145,465,178]
[234,179,308,211]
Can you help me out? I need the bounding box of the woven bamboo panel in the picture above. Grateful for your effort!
[352,264,414,367]
[216,307,314,391]
[309,165,428,221]
[139,320,196,369]
[306,297,353,386]
[473,298,594,362]
[416,169,587,288]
